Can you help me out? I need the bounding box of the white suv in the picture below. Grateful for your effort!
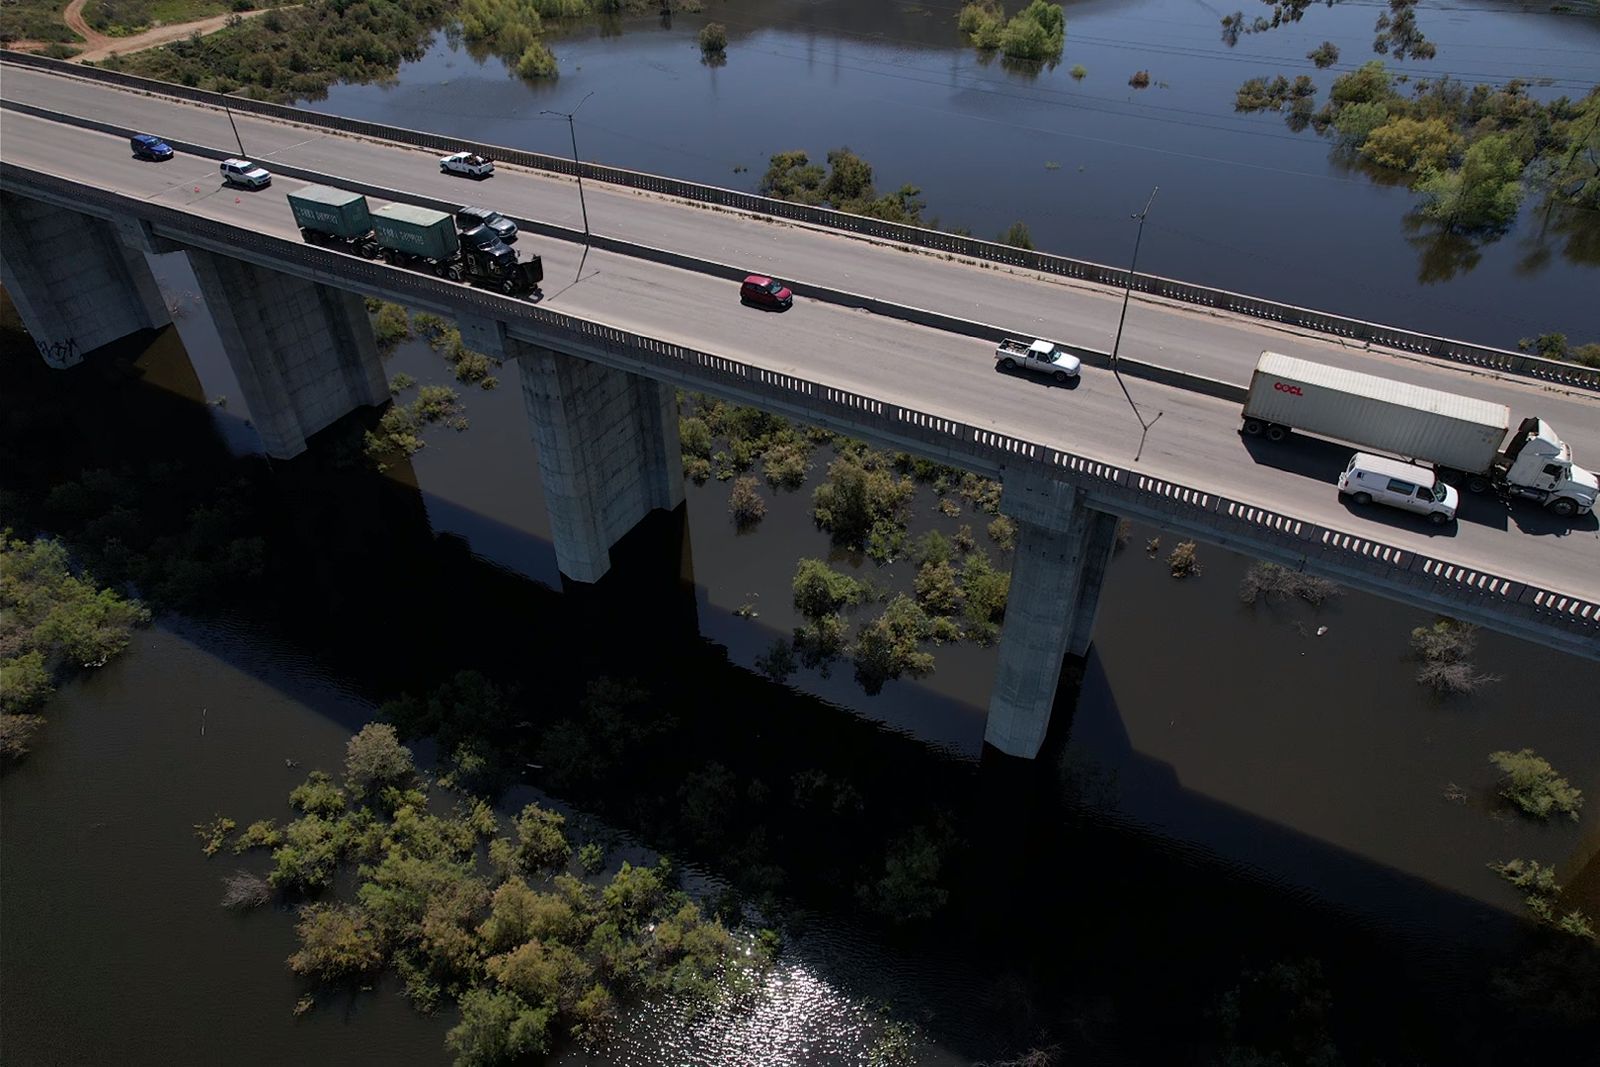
[220,158,272,189]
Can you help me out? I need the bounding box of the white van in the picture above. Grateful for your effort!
[1337,452,1458,526]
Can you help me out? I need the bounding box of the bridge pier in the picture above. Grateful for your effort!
[513,341,684,583]
[986,476,1115,758]
[0,192,171,367]
[186,250,388,459]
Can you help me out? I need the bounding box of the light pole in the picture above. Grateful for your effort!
[1109,187,1163,461]
[541,92,595,248]
[220,87,247,159]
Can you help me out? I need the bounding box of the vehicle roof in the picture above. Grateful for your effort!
[288,183,365,208]
[132,133,165,143]
[1348,451,1438,486]
[743,274,774,285]
[1258,352,1509,430]
[1028,339,1056,354]
[223,158,263,168]
[372,202,453,226]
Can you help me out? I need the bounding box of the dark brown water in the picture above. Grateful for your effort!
[3,245,1599,1063]
[308,0,1600,348]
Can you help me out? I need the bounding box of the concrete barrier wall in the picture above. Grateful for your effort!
[4,50,1596,394]
[5,162,1592,652]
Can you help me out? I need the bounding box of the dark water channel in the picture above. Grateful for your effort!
[3,239,1600,1063]
[305,0,1600,348]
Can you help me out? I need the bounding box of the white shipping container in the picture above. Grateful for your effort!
[1244,352,1510,473]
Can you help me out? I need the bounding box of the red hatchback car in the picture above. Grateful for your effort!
[740,274,793,310]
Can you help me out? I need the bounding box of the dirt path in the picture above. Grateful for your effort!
[21,0,287,63]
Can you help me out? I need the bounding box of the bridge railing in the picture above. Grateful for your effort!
[5,162,1594,646]
[3,49,1596,394]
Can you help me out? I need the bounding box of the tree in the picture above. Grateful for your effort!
[791,558,866,619]
[697,22,727,56]
[728,476,767,528]
[1361,116,1461,173]
[446,987,552,1066]
[1332,100,1390,150]
[502,803,572,873]
[1330,60,1394,107]
[1415,134,1526,231]
[852,595,935,694]
[1489,749,1584,821]
[345,722,415,798]
[998,221,1034,249]
[288,903,384,981]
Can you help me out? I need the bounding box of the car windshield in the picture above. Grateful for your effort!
[1432,484,1449,503]
[766,281,784,293]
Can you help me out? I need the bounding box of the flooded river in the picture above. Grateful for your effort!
[5,1,1600,1060]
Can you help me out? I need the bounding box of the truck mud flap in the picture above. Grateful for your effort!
[521,256,544,289]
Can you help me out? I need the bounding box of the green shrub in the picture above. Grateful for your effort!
[852,595,935,693]
[1167,540,1201,577]
[857,826,948,922]
[288,902,384,982]
[728,476,767,528]
[446,987,552,1065]
[1489,749,1583,820]
[913,560,960,616]
[289,771,347,817]
[792,558,866,619]
[344,722,415,799]
[371,301,411,349]
[698,21,727,55]
[998,221,1034,249]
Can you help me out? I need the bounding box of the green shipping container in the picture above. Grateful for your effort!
[371,203,460,261]
[286,185,372,238]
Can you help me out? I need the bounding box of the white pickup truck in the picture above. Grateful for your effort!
[995,338,1081,383]
[440,151,495,179]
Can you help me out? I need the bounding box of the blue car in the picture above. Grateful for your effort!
[130,134,174,161]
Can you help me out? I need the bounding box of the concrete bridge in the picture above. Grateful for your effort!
[2,57,1597,759]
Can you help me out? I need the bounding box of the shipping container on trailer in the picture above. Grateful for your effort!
[286,184,372,239]
[370,203,460,262]
[1243,352,1509,473]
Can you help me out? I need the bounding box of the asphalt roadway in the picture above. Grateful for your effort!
[1,68,1597,603]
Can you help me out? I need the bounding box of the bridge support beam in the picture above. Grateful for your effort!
[186,249,387,459]
[986,477,1113,759]
[514,342,684,583]
[0,192,170,367]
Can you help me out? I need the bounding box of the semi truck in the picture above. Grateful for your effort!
[286,185,542,297]
[1242,351,1598,519]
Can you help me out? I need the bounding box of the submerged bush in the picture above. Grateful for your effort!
[1489,749,1583,821]
[698,22,727,55]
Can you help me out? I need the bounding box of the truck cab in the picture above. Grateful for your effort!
[1497,417,1599,517]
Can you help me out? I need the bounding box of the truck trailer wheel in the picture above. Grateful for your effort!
[1242,418,1264,436]
[1466,475,1489,494]
[1265,425,1289,443]
[1549,498,1579,518]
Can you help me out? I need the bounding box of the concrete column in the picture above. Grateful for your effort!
[0,192,170,367]
[986,476,1099,759]
[1066,509,1119,658]
[515,342,684,583]
[186,249,387,459]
